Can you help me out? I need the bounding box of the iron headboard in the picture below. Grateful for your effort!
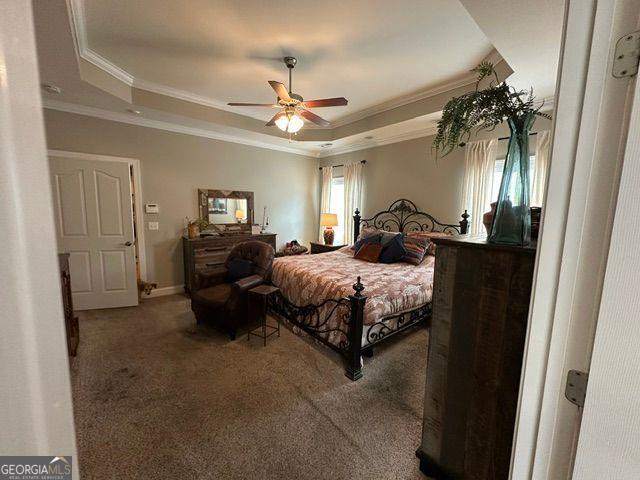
[353,199,469,241]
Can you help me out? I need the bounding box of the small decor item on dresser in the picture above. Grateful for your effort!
[433,61,551,246]
[483,202,497,235]
[320,212,338,245]
[186,216,209,239]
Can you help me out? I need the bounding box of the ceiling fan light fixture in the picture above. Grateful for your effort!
[275,111,304,133]
[275,112,289,131]
[287,113,304,133]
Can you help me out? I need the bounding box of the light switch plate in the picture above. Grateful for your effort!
[148,221,159,231]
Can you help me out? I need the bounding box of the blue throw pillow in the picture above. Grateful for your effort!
[227,258,254,281]
[353,233,382,252]
[379,234,407,264]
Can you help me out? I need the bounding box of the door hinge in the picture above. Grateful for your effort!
[565,370,589,407]
[613,31,640,78]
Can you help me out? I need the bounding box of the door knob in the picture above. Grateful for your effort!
[121,241,133,247]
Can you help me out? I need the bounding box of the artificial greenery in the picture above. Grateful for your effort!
[433,61,551,158]
[186,216,209,231]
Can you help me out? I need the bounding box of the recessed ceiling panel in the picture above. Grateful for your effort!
[82,0,494,122]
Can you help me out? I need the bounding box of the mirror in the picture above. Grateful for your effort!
[198,189,254,227]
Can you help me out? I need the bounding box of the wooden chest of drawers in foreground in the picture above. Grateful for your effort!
[417,234,536,479]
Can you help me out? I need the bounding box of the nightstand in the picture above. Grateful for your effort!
[310,242,347,254]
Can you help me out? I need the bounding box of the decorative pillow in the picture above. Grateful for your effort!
[354,243,383,263]
[227,258,254,281]
[379,233,407,264]
[380,231,401,247]
[402,236,429,265]
[353,232,382,252]
[407,230,452,256]
[352,226,384,249]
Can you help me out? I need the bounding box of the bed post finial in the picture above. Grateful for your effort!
[346,276,366,381]
[352,276,365,297]
[460,210,470,234]
[353,209,361,243]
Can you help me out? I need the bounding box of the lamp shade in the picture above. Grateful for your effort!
[235,209,245,220]
[320,213,338,227]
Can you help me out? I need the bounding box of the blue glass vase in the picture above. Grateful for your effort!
[488,112,535,245]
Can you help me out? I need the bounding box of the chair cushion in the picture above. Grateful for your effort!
[379,234,407,264]
[227,258,254,281]
[192,283,232,307]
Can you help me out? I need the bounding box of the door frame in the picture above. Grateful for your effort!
[48,149,147,282]
[510,0,640,478]
[0,0,78,468]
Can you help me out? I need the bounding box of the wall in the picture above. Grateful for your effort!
[43,109,319,288]
[319,117,552,226]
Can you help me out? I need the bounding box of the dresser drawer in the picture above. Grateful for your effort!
[194,245,233,265]
[195,263,227,276]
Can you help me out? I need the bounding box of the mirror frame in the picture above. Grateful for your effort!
[198,189,254,226]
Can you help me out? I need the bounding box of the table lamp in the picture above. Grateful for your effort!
[320,213,338,245]
[235,209,245,223]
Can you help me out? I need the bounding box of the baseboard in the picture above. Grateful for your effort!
[147,285,185,298]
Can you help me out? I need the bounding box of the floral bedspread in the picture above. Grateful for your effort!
[271,247,435,346]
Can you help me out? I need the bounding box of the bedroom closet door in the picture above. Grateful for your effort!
[49,154,138,310]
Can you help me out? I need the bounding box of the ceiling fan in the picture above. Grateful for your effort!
[228,56,348,134]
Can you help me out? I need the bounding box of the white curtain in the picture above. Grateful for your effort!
[319,166,333,241]
[461,139,498,235]
[343,162,364,244]
[532,130,551,207]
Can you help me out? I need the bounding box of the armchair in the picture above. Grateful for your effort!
[191,240,275,339]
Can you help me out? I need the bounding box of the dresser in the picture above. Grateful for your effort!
[417,234,536,479]
[182,233,276,294]
[59,253,79,356]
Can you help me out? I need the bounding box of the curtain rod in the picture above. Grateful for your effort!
[497,132,538,142]
[319,160,366,171]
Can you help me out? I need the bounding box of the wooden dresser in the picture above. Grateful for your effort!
[59,253,79,356]
[417,234,536,479]
[182,233,276,294]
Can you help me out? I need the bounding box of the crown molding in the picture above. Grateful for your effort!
[43,99,318,157]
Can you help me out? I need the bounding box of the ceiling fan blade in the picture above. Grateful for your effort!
[265,111,284,127]
[228,102,279,107]
[268,81,292,103]
[302,97,348,108]
[300,109,330,127]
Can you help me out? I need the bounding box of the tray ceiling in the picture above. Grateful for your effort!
[80,0,495,123]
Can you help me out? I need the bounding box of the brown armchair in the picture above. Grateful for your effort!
[191,241,275,339]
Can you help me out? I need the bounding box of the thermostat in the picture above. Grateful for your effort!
[145,203,159,214]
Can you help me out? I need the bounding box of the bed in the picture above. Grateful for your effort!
[268,199,469,380]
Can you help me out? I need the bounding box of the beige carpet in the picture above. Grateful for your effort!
[70,294,429,479]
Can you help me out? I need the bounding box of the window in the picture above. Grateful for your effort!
[329,176,345,244]
[491,155,536,203]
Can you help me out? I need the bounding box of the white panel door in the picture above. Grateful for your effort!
[50,155,138,309]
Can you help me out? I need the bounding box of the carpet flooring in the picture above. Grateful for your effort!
[70,294,429,479]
